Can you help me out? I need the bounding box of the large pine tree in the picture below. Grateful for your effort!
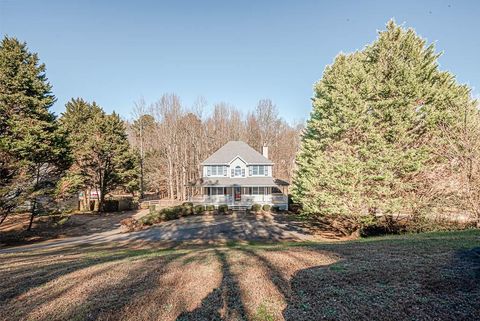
[0,37,70,229]
[60,99,138,212]
[292,21,475,219]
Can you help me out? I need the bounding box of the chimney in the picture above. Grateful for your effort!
[262,145,268,159]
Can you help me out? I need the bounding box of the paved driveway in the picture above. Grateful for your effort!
[0,212,323,253]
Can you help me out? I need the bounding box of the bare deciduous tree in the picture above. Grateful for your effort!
[127,95,302,200]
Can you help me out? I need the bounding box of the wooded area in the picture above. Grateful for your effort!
[127,96,302,201]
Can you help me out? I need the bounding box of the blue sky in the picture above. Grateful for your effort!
[1,0,479,122]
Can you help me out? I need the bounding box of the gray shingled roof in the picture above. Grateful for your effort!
[202,141,273,164]
[194,177,279,186]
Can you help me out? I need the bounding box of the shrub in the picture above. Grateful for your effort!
[140,215,154,226]
[181,205,194,216]
[182,202,194,208]
[262,204,271,212]
[162,207,180,220]
[206,205,215,211]
[271,205,280,213]
[251,204,261,212]
[194,205,205,214]
[149,205,157,214]
[218,204,229,214]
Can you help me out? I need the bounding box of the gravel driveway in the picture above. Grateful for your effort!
[0,212,319,253]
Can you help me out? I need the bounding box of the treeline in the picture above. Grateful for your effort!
[127,96,302,201]
[293,21,480,229]
[0,35,302,230]
[0,37,137,229]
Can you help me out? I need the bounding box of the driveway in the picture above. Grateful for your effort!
[0,211,328,253]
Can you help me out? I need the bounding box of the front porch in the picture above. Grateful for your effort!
[189,186,288,210]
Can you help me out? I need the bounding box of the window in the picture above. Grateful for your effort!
[249,165,268,176]
[250,187,265,195]
[207,165,227,176]
[210,187,225,195]
[235,166,241,177]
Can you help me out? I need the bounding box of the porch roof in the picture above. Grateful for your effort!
[190,177,288,187]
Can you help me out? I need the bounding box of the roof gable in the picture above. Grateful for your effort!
[202,141,273,165]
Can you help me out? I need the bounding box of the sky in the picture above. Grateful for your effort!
[1,0,479,122]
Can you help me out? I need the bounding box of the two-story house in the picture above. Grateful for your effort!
[190,141,289,210]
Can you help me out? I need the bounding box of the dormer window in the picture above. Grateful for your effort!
[231,165,245,177]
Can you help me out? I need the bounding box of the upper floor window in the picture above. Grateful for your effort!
[249,165,268,176]
[206,165,227,177]
[231,165,245,177]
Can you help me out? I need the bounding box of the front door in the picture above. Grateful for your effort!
[234,186,241,202]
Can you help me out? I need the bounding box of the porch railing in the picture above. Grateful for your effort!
[188,193,287,206]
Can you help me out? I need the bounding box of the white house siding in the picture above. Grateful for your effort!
[195,141,288,210]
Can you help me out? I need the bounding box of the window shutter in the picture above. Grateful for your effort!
[231,168,234,177]
[242,169,245,177]
[223,166,227,176]
[249,166,252,176]
[265,166,268,176]
[207,166,211,176]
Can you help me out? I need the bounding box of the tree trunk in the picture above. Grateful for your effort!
[0,213,9,226]
[99,191,105,212]
[27,200,36,231]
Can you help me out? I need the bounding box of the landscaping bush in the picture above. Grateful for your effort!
[162,207,180,220]
[206,205,215,211]
[251,204,261,212]
[218,204,229,214]
[181,205,194,216]
[194,205,205,214]
[149,205,156,214]
[182,202,194,208]
[140,215,154,226]
[262,204,271,212]
[271,205,280,213]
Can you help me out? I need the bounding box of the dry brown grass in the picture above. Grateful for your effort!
[0,211,134,246]
[0,230,479,321]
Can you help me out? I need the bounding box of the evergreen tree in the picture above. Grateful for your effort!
[292,21,474,220]
[60,99,138,212]
[0,36,69,229]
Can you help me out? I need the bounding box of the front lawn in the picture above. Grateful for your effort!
[0,230,478,320]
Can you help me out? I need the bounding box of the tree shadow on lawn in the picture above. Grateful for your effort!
[4,232,478,321]
[2,242,339,321]
[0,211,134,246]
[124,211,320,244]
[0,243,184,304]
[176,249,248,321]
[282,243,480,320]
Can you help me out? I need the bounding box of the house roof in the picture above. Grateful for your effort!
[201,141,273,165]
[191,176,287,187]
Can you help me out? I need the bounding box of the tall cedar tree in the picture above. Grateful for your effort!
[60,99,138,212]
[292,21,474,219]
[0,37,70,229]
